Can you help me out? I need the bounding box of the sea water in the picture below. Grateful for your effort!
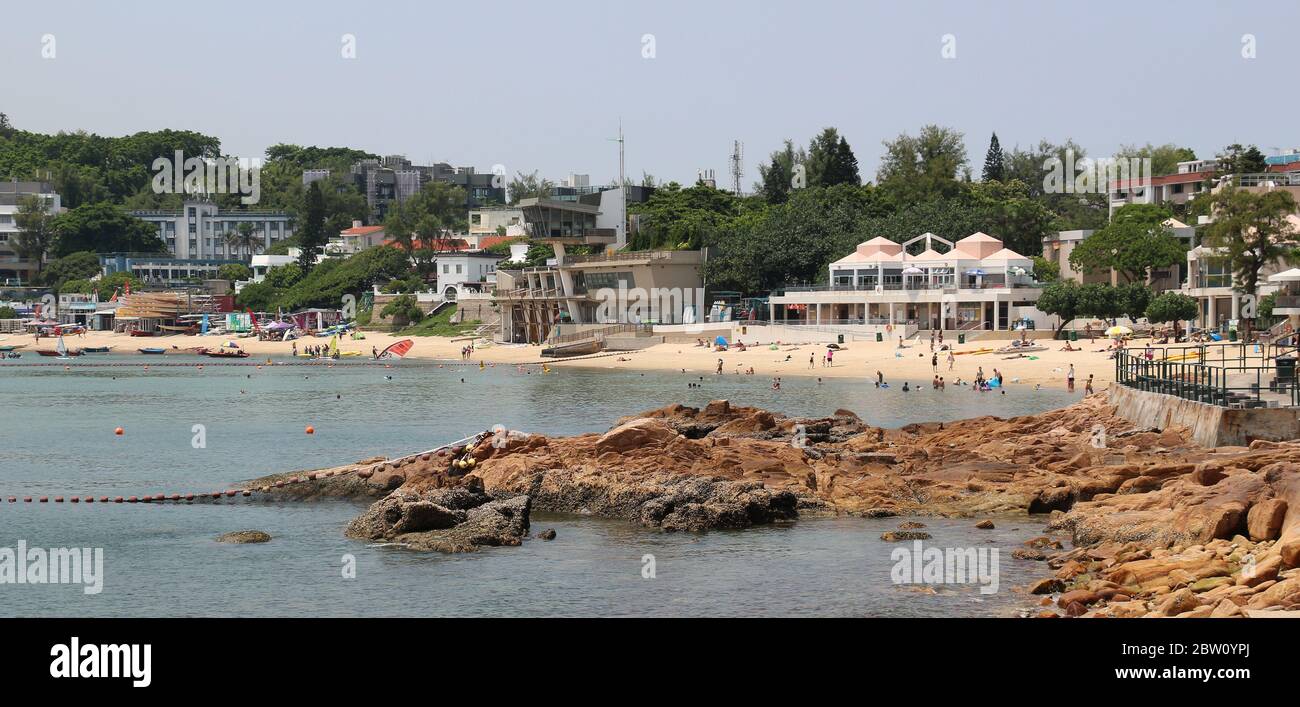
[0,357,1076,617]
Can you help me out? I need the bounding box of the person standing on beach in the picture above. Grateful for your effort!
[947,350,955,370]
[717,358,724,375]
[1085,374,1095,395]
[826,349,833,367]
[1067,364,1076,392]
[809,353,815,369]
[931,352,938,374]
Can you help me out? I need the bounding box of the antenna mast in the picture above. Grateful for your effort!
[729,140,744,195]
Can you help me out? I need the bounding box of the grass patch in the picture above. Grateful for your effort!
[400,306,481,337]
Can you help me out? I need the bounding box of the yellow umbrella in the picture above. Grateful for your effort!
[1105,325,1132,338]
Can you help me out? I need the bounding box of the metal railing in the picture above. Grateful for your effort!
[546,323,651,345]
[1115,342,1300,408]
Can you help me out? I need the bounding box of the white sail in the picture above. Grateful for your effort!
[57,335,67,357]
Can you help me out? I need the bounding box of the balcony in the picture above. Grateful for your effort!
[1274,295,1300,314]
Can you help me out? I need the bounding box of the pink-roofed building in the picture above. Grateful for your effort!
[769,232,1047,332]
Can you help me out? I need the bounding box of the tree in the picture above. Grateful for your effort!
[12,195,56,275]
[404,180,468,241]
[877,125,968,203]
[982,133,1005,182]
[1031,255,1059,283]
[1146,291,1198,326]
[806,128,860,187]
[1002,138,1107,231]
[49,203,164,257]
[380,294,424,326]
[1035,280,1081,335]
[1200,186,1299,335]
[756,139,806,204]
[224,222,264,259]
[1115,282,1154,322]
[217,263,252,282]
[0,305,18,319]
[39,251,101,289]
[1216,144,1268,175]
[506,170,555,205]
[297,181,327,272]
[1068,204,1186,283]
[1114,143,1196,177]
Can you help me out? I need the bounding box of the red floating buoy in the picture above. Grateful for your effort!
[169,494,180,501]
[70,497,79,503]
[127,496,138,503]
[305,425,315,435]
[114,427,124,436]
[23,497,32,503]
[84,497,94,503]
[113,497,124,503]
[39,496,48,503]
[99,496,109,503]
[225,490,237,497]
[54,497,63,503]
[184,493,194,501]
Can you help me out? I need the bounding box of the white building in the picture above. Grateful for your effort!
[0,181,62,283]
[434,251,500,300]
[770,232,1044,332]
[130,200,294,260]
[1182,213,1300,330]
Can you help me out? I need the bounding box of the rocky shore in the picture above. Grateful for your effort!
[249,394,1300,615]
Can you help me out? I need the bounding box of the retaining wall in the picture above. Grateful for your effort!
[1108,384,1300,448]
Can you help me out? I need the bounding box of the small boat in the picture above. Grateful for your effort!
[130,330,158,337]
[82,346,112,354]
[138,347,167,355]
[541,339,603,358]
[0,345,23,352]
[204,349,250,359]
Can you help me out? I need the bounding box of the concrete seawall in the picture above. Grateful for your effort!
[1108,384,1300,447]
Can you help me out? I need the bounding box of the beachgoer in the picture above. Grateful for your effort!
[1067,364,1076,392]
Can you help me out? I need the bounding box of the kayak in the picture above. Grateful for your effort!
[138,348,167,354]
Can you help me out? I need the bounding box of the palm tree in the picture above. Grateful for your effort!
[224,222,265,260]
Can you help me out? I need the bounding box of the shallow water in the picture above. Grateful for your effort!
[0,356,1077,617]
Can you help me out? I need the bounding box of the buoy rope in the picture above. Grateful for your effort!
[0,432,489,507]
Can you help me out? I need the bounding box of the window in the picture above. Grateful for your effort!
[442,264,449,274]
[1172,183,1184,194]
[455,264,462,274]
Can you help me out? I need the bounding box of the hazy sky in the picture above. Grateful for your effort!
[3,0,1297,188]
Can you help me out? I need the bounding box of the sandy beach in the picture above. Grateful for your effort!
[0,327,1151,388]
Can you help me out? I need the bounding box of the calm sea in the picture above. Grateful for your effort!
[0,355,1076,617]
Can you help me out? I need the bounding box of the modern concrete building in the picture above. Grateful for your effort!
[769,232,1044,332]
[130,201,293,260]
[303,156,505,222]
[468,207,526,241]
[1109,160,1216,215]
[493,225,705,343]
[100,252,245,285]
[0,181,62,283]
[1041,218,1196,292]
[1181,213,1300,331]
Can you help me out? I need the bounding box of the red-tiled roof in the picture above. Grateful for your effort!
[475,235,515,250]
[1112,170,1213,190]
[381,238,470,252]
[341,225,385,235]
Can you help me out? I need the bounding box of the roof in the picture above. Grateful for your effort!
[1112,170,1213,190]
[474,235,515,251]
[341,225,384,236]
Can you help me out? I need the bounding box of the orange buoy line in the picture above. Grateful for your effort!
[0,432,490,508]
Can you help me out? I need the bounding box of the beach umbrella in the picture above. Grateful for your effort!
[1105,325,1132,338]
[901,266,924,275]
[715,335,728,346]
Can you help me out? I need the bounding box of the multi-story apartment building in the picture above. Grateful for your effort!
[1109,159,1216,215]
[130,201,294,260]
[0,181,62,283]
[1041,219,1197,292]
[303,155,505,222]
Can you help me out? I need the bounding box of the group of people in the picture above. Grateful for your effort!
[293,342,338,359]
[460,343,475,360]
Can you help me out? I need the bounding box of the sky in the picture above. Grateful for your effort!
[2,0,1298,189]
